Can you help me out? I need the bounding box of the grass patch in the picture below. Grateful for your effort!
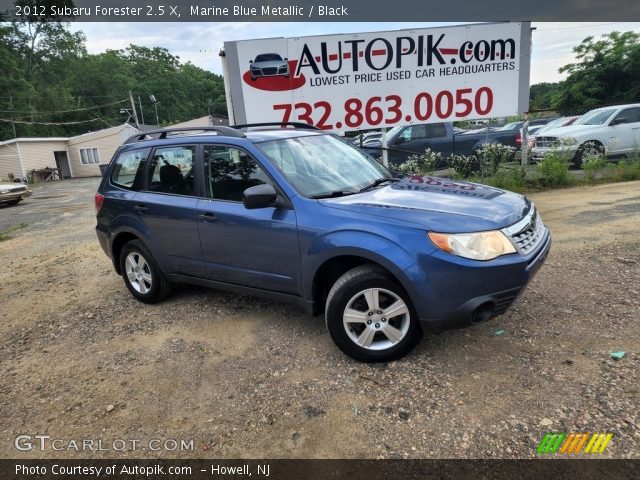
[0,223,28,241]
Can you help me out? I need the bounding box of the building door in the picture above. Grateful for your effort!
[54,151,71,178]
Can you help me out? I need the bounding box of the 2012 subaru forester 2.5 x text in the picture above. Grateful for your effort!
[95,124,550,362]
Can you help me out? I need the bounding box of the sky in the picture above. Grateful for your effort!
[69,22,640,84]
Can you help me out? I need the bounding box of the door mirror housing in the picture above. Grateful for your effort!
[610,118,628,126]
[243,184,277,209]
[394,136,406,145]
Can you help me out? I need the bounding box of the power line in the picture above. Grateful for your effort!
[535,22,637,32]
[0,99,128,115]
[0,117,107,126]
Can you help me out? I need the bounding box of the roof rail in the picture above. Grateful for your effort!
[124,126,246,144]
[231,122,321,131]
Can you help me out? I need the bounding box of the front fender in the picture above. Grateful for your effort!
[301,229,419,301]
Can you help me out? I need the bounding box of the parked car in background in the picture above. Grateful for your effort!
[0,182,31,206]
[96,124,550,362]
[363,122,523,166]
[531,104,640,167]
[351,131,382,146]
[526,116,579,149]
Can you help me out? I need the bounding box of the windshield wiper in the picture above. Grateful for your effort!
[309,190,357,199]
[359,177,400,192]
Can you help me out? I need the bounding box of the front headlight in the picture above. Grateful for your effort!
[428,230,516,261]
[0,188,10,194]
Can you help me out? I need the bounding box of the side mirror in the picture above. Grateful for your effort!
[243,184,277,209]
[284,57,288,61]
[611,118,627,126]
[394,136,406,145]
[249,60,253,64]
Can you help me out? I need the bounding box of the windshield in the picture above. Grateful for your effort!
[256,134,391,198]
[575,109,616,125]
[536,117,566,133]
[498,121,521,131]
[255,54,282,62]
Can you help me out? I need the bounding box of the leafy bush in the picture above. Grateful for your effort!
[475,143,516,174]
[581,155,607,184]
[450,155,483,177]
[537,153,573,187]
[396,149,441,175]
[485,166,527,193]
[607,159,640,181]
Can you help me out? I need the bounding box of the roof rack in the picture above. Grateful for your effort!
[231,122,321,131]
[124,126,246,144]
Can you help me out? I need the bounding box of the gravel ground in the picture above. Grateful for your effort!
[0,177,638,459]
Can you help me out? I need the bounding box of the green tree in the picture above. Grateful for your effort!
[554,31,640,109]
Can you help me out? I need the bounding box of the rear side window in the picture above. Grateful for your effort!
[110,148,150,189]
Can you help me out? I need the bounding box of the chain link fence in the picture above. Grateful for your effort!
[346,102,640,188]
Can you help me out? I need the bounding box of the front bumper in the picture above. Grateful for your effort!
[531,146,578,162]
[0,188,31,202]
[404,227,551,333]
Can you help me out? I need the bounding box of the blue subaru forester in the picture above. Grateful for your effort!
[95,124,550,362]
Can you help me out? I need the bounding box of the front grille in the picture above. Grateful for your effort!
[262,67,278,75]
[12,186,26,193]
[511,211,545,255]
[535,136,559,148]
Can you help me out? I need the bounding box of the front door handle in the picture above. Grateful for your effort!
[198,212,219,223]
[134,204,148,213]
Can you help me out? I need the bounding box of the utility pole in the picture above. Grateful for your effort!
[128,90,140,128]
[9,96,17,137]
[137,96,145,125]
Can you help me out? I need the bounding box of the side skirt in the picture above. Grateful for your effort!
[167,273,315,314]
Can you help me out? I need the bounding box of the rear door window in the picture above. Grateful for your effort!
[110,148,150,189]
[145,145,196,196]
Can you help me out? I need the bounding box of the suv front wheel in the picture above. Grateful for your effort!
[325,265,423,362]
[119,239,172,304]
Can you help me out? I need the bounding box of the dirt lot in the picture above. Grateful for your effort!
[0,178,638,459]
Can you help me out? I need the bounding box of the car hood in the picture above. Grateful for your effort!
[0,182,29,191]
[319,176,531,232]
[253,60,287,68]
[536,124,602,138]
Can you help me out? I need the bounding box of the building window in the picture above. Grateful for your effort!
[80,147,101,164]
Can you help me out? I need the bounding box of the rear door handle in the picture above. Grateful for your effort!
[198,212,219,223]
[134,205,148,213]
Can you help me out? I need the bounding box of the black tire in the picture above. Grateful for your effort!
[573,141,604,169]
[325,265,423,362]
[8,198,21,205]
[119,239,172,304]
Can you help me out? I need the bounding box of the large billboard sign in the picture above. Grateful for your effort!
[222,22,531,131]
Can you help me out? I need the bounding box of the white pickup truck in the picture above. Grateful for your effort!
[531,103,640,168]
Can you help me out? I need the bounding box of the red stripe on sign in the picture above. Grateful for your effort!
[466,50,473,55]
[329,54,338,61]
[372,49,387,56]
[343,52,352,59]
[315,56,321,62]
[439,48,459,55]
[359,51,364,57]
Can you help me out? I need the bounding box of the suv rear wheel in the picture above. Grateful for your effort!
[325,265,423,362]
[119,240,172,303]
